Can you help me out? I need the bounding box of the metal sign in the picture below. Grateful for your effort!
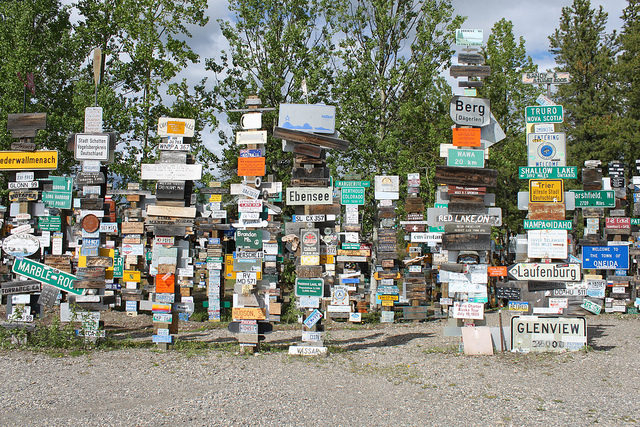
[74,134,110,161]
[0,150,58,170]
[286,187,332,205]
[2,233,40,257]
[335,180,370,188]
[141,163,202,181]
[12,257,83,295]
[455,29,483,46]
[449,96,490,126]
[527,230,568,259]
[157,117,195,137]
[525,105,564,124]
[452,127,481,147]
[427,207,502,227]
[341,187,365,205]
[278,103,336,134]
[522,72,571,85]
[511,316,586,352]
[236,230,262,249]
[507,263,580,282]
[571,190,615,208]
[519,166,577,179]
[295,278,323,297]
[529,179,564,203]
[447,148,484,168]
[300,229,320,257]
[582,245,629,270]
[303,309,323,329]
[527,133,566,167]
[523,219,572,230]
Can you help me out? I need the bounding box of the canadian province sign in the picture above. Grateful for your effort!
[449,96,490,127]
[511,316,586,353]
[582,245,629,270]
[519,166,577,179]
[525,105,564,123]
[507,263,580,282]
[12,257,83,295]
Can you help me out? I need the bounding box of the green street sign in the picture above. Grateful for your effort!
[335,180,370,188]
[113,256,124,278]
[429,226,445,232]
[295,278,324,297]
[631,218,640,226]
[50,176,73,192]
[342,243,361,250]
[525,105,564,123]
[571,190,615,208]
[519,166,577,179]
[236,230,262,249]
[38,215,62,231]
[524,219,572,230]
[42,191,72,209]
[341,187,365,205]
[12,257,83,295]
[447,148,484,168]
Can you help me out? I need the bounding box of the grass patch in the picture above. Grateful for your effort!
[423,344,458,354]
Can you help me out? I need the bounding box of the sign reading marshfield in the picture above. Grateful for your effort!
[0,151,58,170]
[511,316,586,353]
[286,187,333,205]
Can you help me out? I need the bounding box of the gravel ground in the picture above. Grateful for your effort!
[1,312,639,426]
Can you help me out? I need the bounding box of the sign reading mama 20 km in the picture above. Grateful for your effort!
[12,257,83,295]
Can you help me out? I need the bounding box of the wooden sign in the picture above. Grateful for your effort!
[7,113,46,138]
[435,166,497,187]
[146,205,196,218]
[442,233,490,250]
[273,126,349,151]
[444,223,491,234]
[156,181,186,200]
[529,179,564,203]
[605,217,630,229]
[528,202,565,220]
[232,307,267,320]
[237,157,266,176]
[447,185,486,195]
[449,96,490,127]
[450,65,491,78]
[157,117,195,137]
[522,72,571,85]
[0,151,57,170]
[76,171,105,185]
[121,221,145,234]
[427,207,502,227]
[141,163,202,181]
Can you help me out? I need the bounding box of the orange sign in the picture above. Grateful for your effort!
[237,157,265,177]
[232,307,267,320]
[452,127,481,147]
[155,273,175,293]
[167,121,186,134]
[488,266,508,277]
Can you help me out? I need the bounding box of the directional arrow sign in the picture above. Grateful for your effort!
[507,263,581,282]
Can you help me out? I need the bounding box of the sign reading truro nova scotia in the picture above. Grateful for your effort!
[507,263,580,282]
[525,105,564,124]
[12,257,83,295]
[511,316,586,353]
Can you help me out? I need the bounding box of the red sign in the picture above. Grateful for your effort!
[237,157,265,177]
[452,127,481,147]
[488,266,508,277]
[155,273,175,294]
[605,217,630,229]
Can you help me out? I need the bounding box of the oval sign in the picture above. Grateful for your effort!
[2,233,40,257]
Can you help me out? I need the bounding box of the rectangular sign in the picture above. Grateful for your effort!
[527,133,566,167]
[525,105,564,123]
[529,179,564,203]
[335,180,371,188]
[141,163,202,181]
[527,230,568,259]
[237,157,266,177]
[582,245,629,270]
[0,151,58,170]
[452,127,481,147]
[341,187,365,205]
[447,148,484,168]
[511,316,586,352]
[508,263,580,282]
[74,134,110,161]
[12,257,82,295]
[157,117,195,137]
[519,166,577,179]
[522,72,571,85]
[523,219,572,230]
[286,187,333,205]
[605,217,630,229]
[455,29,483,46]
[451,302,484,319]
[278,104,335,134]
[295,278,324,297]
[571,190,615,208]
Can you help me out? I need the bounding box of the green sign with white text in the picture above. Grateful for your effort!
[447,148,484,168]
[524,219,572,230]
[12,257,83,295]
[519,166,577,179]
[341,187,365,205]
[571,190,615,208]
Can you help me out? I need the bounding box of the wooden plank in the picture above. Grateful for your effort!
[152,225,186,236]
[7,113,47,132]
[447,185,486,195]
[146,205,196,218]
[296,265,323,278]
[307,203,341,215]
[447,195,487,214]
[273,126,349,151]
[156,181,186,200]
[282,140,323,158]
[458,81,484,88]
[435,166,497,187]
[450,65,491,78]
[528,202,565,220]
[292,167,329,179]
[458,53,485,64]
[442,233,491,250]
[290,178,331,187]
[444,223,491,234]
[121,221,145,234]
[11,141,36,151]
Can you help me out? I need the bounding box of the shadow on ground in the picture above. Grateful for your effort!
[588,324,615,351]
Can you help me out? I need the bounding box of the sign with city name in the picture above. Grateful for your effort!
[527,230,568,259]
[12,257,83,295]
[527,133,566,167]
[286,187,333,205]
[511,316,586,353]
[335,180,370,188]
[605,217,630,229]
[74,133,110,161]
[449,96,490,127]
[427,207,502,227]
[455,29,483,46]
[571,190,615,208]
[295,278,324,297]
[529,179,564,203]
[582,245,629,270]
[523,219,572,230]
[507,263,580,282]
[341,187,365,205]
[522,72,571,85]
[447,148,484,168]
[525,105,564,124]
[0,150,58,170]
[519,166,577,179]
[141,163,202,181]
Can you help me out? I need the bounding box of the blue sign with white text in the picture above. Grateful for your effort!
[582,246,629,270]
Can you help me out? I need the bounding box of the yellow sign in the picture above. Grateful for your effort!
[209,194,222,202]
[232,307,266,320]
[379,294,399,301]
[529,179,564,203]
[0,151,58,170]
[301,255,320,266]
[123,270,141,282]
[381,300,394,306]
[320,254,335,264]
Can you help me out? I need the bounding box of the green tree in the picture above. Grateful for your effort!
[328,0,463,230]
[74,0,210,185]
[0,0,82,174]
[480,18,537,233]
[549,0,619,168]
[206,0,335,184]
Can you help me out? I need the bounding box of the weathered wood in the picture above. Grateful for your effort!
[442,233,491,250]
[435,166,497,187]
[447,195,487,214]
[444,223,491,234]
[458,81,484,88]
[7,113,47,138]
[293,166,330,179]
[11,141,36,151]
[447,185,486,195]
[307,203,341,215]
[156,181,186,200]
[458,53,485,64]
[80,198,103,210]
[290,178,330,187]
[85,256,113,268]
[273,126,349,151]
[528,202,565,220]
[151,225,187,236]
[282,140,323,158]
[146,205,196,218]
[295,265,323,278]
[449,65,491,78]
[582,208,604,218]
[378,207,396,218]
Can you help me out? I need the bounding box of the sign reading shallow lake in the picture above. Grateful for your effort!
[511,316,586,353]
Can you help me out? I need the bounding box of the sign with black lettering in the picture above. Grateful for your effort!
[449,96,490,126]
[286,187,332,205]
[511,316,586,352]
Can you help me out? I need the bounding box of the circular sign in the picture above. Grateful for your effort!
[538,143,556,160]
[81,214,100,233]
[302,231,318,246]
[2,233,40,257]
